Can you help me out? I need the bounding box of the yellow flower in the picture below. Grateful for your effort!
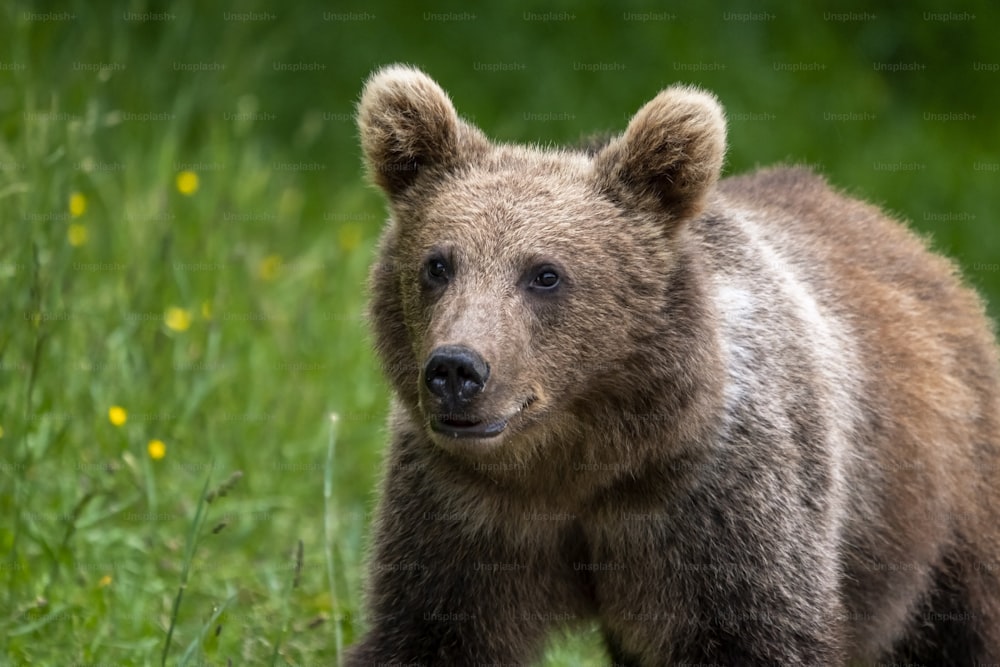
[165,306,192,332]
[68,223,88,247]
[108,406,127,426]
[338,224,362,252]
[176,170,199,196]
[69,192,87,217]
[98,574,112,588]
[148,439,166,460]
[201,300,212,320]
[259,254,282,281]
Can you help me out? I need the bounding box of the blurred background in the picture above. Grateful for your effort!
[1,0,997,664]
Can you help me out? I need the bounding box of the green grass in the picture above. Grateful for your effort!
[1,0,997,664]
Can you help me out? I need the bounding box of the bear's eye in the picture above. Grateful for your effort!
[530,268,561,290]
[424,256,450,284]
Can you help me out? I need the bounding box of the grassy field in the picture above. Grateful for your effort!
[1,1,997,664]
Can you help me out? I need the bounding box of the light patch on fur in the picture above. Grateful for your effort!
[712,282,756,414]
[714,210,865,536]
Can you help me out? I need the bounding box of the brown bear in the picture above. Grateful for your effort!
[346,64,1000,665]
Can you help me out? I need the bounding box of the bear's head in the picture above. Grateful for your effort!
[358,65,726,465]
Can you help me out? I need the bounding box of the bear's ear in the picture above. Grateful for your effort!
[594,85,726,222]
[357,65,488,199]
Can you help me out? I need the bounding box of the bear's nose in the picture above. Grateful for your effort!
[424,345,490,404]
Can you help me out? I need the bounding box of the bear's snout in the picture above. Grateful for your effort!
[424,345,490,407]
[424,345,509,440]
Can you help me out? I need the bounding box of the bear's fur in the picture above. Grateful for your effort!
[346,64,1000,665]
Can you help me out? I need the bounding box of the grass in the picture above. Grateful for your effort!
[1,0,997,664]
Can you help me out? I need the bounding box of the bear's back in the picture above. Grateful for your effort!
[717,166,960,299]
[712,165,997,392]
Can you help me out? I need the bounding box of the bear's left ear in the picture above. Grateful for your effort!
[357,65,489,199]
[594,85,726,222]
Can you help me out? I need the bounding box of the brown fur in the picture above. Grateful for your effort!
[346,64,1000,665]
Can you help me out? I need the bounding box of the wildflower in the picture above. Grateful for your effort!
[98,574,112,587]
[176,170,199,196]
[165,306,192,332]
[68,223,88,247]
[69,192,87,217]
[259,254,282,281]
[338,224,362,252]
[108,406,127,426]
[147,439,166,460]
[201,300,212,320]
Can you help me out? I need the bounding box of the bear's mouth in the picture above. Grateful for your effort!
[431,415,507,439]
[430,396,536,440]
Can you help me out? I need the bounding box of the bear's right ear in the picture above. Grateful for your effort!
[357,65,489,199]
[594,85,727,223]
